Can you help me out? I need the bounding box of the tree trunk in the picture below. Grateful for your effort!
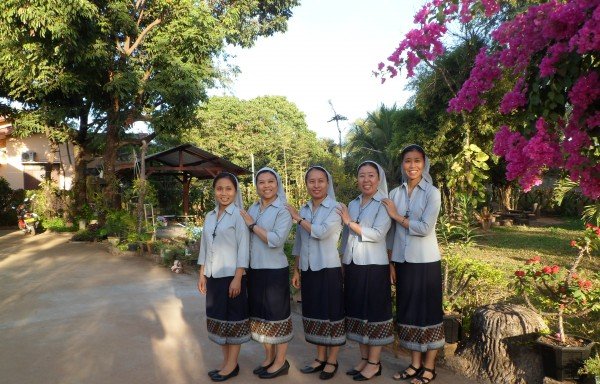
[136,141,147,235]
[442,303,548,384]
[104,105,120,209]
[71,105,91,218]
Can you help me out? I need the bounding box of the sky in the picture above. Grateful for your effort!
[211,0,426,142]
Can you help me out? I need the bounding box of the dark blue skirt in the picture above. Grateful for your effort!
[300,267,346,346]
[344,262,394,345]
[247,267,293,344]
[394,261,445,352]
[206,275,251,345]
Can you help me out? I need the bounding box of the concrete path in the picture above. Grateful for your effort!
[0,230,478,384]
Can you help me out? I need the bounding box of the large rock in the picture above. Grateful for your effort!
[442,303,549,384]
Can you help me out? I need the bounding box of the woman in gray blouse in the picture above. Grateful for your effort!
[286,166,344,380]
[337,161,393,381]
[382,145,444,384]
[239,167,293,379]
[197,172,250,382]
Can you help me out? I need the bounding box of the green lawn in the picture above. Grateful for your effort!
[470,218,599,275]
[463,217,599,341]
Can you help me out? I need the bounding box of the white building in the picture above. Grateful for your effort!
[0,117,75,190]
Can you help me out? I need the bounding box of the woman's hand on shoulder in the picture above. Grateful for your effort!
[381,198,399,220]
[285,203,300,222]
[336,203,350,225]
[239,209,254,226]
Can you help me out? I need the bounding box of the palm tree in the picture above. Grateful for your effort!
[346,104,403,185]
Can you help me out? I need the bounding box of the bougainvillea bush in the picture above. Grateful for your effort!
[381,0,599,199]
[514,224,600,344]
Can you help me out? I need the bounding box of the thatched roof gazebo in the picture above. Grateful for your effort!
[117,143,249,215]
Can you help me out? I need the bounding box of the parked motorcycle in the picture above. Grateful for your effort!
[14,198,40,235]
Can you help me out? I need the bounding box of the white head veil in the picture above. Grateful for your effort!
[399,144,433,184]
[255,167,287,204]
[213,172,243,208]
[358,160,388,196]
[304,165,336,201]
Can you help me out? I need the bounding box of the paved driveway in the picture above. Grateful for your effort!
[0,230,476,384]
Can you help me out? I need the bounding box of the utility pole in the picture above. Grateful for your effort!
[328,100,347,160]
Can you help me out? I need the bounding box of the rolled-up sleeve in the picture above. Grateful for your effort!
[361,205,391,242]
[198,228,208,265]
[386,221,396,251]
[339,225,349,255]
[292,227,302,256]
[235,215,250,268]
[267,209,293,248]
[311,206,342,239]
[408,188,441,236]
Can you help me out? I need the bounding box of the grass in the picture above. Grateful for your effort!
[462,217,600,341]
[469,218,599,276]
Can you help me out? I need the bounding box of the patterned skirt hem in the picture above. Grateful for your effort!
[396,322,445,352]
[346,317,394,346]
[208,333,251,346]
[207,317,251,345]
[347,332,394,346]
[250,317,294,344]
[303,317,346,346]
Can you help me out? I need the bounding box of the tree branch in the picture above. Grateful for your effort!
[125,17,162,56]
[117,132,157,148]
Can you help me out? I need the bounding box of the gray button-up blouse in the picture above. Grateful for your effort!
[292,195,343,271]
[340,191,392,265]
[387,178,441,263]
[198,204,250,277]
[247,198,293,269]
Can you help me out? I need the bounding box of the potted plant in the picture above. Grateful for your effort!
[514,224,600,380]
[580,355,600,384]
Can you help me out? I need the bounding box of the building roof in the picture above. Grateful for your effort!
[117,143,250,179]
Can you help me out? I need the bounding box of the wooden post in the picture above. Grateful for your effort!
[183,174,190,216]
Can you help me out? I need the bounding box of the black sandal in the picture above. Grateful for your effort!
[346,357,368,376]
[413,367,436,384]
[319,361,338,380]
[392,364,422,381]
[300,358,326,374]
[353,360,382,381]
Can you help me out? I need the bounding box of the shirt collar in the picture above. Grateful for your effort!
[212,203,236,215]
[357,191,383,204]
[305,195,334,210]
[401,178,428,191]
[253,196,283,210]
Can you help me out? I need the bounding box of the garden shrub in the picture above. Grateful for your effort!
[0,177,25,226]
[441,244,509,318]
[43,217,77,232]
[104,210,136,238]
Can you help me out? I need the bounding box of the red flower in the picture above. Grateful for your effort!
[542,266,553,274]
[571,273,578,280]
[570,240,578,247]
[579,280,593,291]
[535,271,542,277]
[551,265,560,274]
[526,255,542,264]
[515,270,526,277]
[595,228,600,236]
[585,223,593,228]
